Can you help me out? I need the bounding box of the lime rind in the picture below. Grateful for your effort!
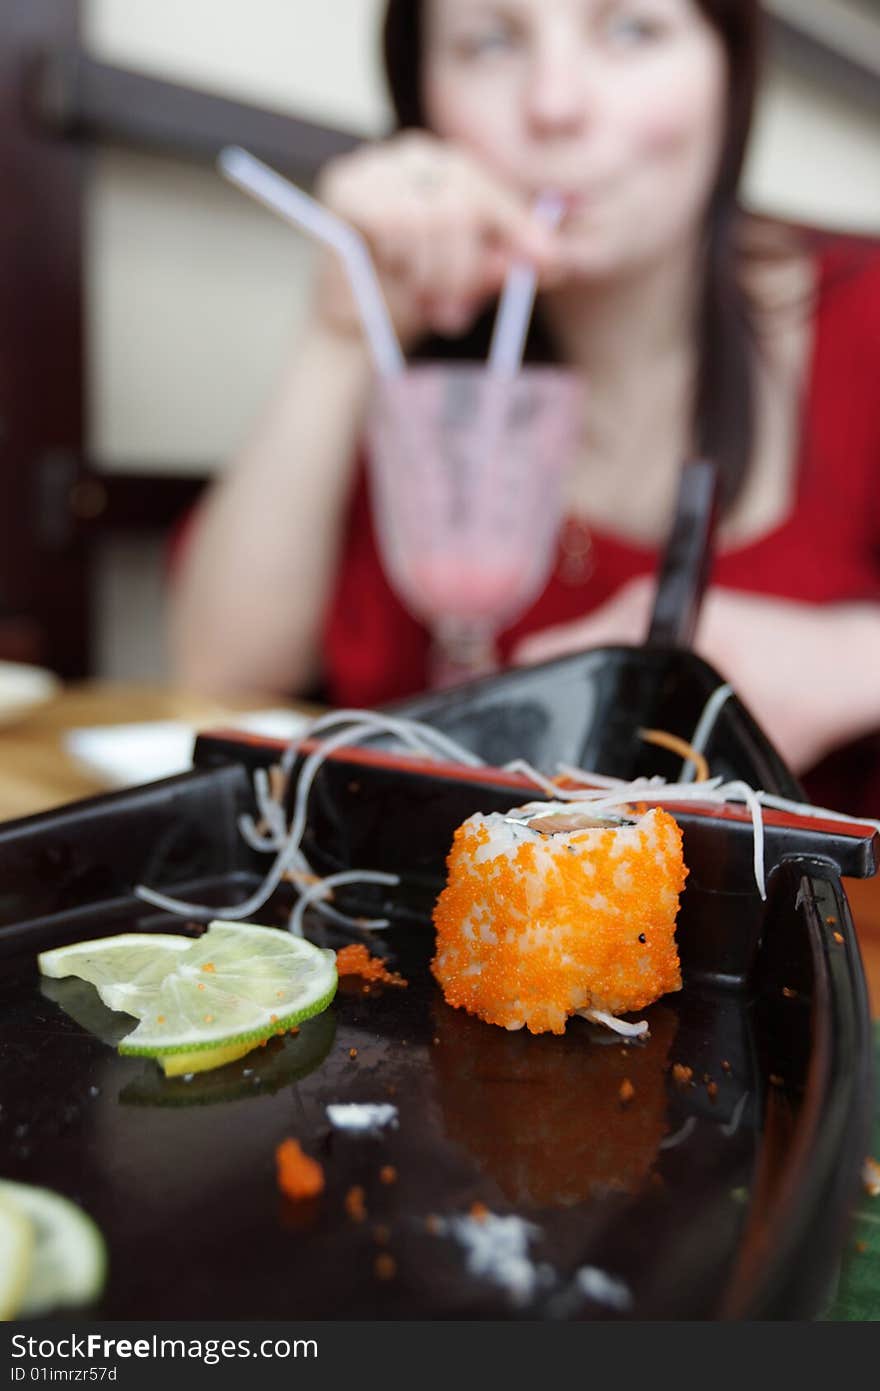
[118,980,338,1057]
[0,1182,106,1317]
[158,1041,257,1077]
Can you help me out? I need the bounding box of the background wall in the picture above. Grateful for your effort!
[80,0,880,681]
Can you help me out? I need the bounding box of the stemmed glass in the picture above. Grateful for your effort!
[365,363,583,687]
[217,150,579,687]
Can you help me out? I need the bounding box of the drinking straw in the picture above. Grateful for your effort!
[488,192,566,376]
[218,145,405,376]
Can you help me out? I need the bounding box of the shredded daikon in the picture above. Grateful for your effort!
[720,1091,750,1138]
[682,682,734,783]
[755,792,880,837]
[287,869,398,938]
[134,710,486,929]
[135,704,879,937]
[578,1009,649,1039]
[658,1116,697,1151]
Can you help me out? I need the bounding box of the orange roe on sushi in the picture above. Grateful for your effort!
[275,1139,324,1200]
[431,805,687,1035]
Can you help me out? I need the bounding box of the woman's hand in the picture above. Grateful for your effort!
[512,580,880,774]
[312,130,561,347]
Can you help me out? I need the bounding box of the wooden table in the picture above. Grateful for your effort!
[0,681,286,821]
[1,681,879,1012]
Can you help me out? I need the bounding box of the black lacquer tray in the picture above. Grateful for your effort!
[0,462,874,1319]
[0,641,875,1321]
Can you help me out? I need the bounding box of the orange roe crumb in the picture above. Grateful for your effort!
[469,1201,490,1223]
[782,987,797,999]
[672,1064,694,1087]
[349,1047,358,1060]
[289,1026,299,1036]
[863,1157,880,1198]
[374,1253,396,1280]
[721,1060,732,1072]
[769,1074,785,1088]
[619,1079,635,1105]
[834,932,845,945]
[275,1139,324,1200]
[855,1240,868,1254]
[825,916,837,927]
[335,943,407,988]
[203,1014,214,1023]
[201,963,215,973]
[707,1082,719,1101]
[379,1165,398,1186]
[345,1186,367,1223]
[157,1015,166,1024]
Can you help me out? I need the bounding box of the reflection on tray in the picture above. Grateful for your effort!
[119,1012,337,1108]
[431,1001,678,1206]
[40,975,135,1047]
[40,974,337,1106]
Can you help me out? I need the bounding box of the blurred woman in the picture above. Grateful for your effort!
[170,0,880,812]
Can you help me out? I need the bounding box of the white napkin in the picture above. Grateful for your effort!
[64,709,311,788]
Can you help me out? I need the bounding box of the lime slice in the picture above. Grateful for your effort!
[117,920,337,1058]
[0,1182,106,1316]
[38,933,193,1013]
[0,1195,34,1319]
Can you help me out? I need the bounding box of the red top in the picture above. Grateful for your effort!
[322,238,880,815]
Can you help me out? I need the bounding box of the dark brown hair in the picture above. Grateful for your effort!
[382,0,764,508]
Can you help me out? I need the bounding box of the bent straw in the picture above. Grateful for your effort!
[218,145,405,376]
[488,191,566,377]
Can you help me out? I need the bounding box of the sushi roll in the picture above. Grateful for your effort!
[431,803,687,1035]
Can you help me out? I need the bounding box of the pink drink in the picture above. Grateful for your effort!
[366,363,582,684]
[407,556,526,622]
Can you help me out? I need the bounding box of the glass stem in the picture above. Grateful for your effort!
[429,619,499,689]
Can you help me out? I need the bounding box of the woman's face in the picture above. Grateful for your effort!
[422,0,729,279]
